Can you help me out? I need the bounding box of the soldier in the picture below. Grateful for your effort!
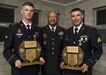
[3,2,41,75]
[60,8,103,75]
[39,11,65,75]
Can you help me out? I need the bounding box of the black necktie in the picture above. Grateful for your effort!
[27,25,31,35]
[51,27,54,32]
[27,25,30,30]
[75,27,78,35]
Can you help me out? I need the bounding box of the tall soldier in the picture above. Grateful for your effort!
[60,8,103,75]
[3,2,41,75]
[40,11,65,75]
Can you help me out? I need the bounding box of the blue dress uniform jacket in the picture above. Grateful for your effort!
[41,25,65,75]
[63,24,103,75]
[3,21,41,75]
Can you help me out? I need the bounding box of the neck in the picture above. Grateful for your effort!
[74,22,83,27]
[22,18,31,24]
[50,25,57,28]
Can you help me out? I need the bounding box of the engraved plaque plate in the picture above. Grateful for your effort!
[24,41,37,48]
[67,46,78,53]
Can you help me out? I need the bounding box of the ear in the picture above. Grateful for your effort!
[21,10,23,14]
[82,13,84,19]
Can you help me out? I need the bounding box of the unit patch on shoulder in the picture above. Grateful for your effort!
[97,37,101,43]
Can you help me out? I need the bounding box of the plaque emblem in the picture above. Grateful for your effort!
[26,49,36,62]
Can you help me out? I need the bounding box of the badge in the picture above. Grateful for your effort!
[33,32,39,39]
[58,31,64,39]
[78,39,81,43]
[44,41,46,45]
[85,37,88,41]
[43,33,47,38]
[80,35,88,42]
[58,31,64,36]
[16,29,23,38]
[78,39,82,46]
[79,42,82,46]
[80,37,83,41]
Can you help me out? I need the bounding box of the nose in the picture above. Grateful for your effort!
[73,16,78,20]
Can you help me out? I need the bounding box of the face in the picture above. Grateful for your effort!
[71,11,83,27]
[21,5,34,21]
[48,12,57,27]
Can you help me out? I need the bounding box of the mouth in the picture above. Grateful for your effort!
[50,20,56,23]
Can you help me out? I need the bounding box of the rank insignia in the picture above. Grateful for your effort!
[58,31,64,36]
[16,29,23,38]
[43,33,47,38]
[33,32,39,39]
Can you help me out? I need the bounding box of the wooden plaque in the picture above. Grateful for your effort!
[19,40,42,66]
[61,46,84,71]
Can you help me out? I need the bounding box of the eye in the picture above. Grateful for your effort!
[77,14,81,17]
[30,10,34,12]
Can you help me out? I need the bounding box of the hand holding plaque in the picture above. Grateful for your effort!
[61,46,84,71]
[19,40,42,66]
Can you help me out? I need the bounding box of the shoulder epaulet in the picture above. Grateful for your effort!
[13,22,19,25]
[86,25,97,31]
[86,25,95,29]
[9,22,18,26]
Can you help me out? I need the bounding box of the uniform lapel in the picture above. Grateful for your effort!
[68,27,75,42]
[44,25,53,38]
[54,26,59,35]
[19,21,27,33]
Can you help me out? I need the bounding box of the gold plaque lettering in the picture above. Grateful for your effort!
[24,41,37,48]
[67,46,79,53]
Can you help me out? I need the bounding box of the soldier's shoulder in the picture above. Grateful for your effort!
[34,25,41,29]
[85,25,97,33]
[42,25,48,30]
[66,27,72,31]
[58,26,66,31]
[86,25,95,29]
[58,26,65,29]
[63,27,71,35]
[9,22,19,28]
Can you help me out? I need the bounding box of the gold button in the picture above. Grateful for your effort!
[52,52,54,54]
[52,43,54,45]
[52,48,54,50]
[73,42,75,44]
[52,38,54,40]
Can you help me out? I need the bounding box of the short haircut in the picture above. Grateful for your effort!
[22,2,34,8]
[48,10,57,16]
[70,8,83,14]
